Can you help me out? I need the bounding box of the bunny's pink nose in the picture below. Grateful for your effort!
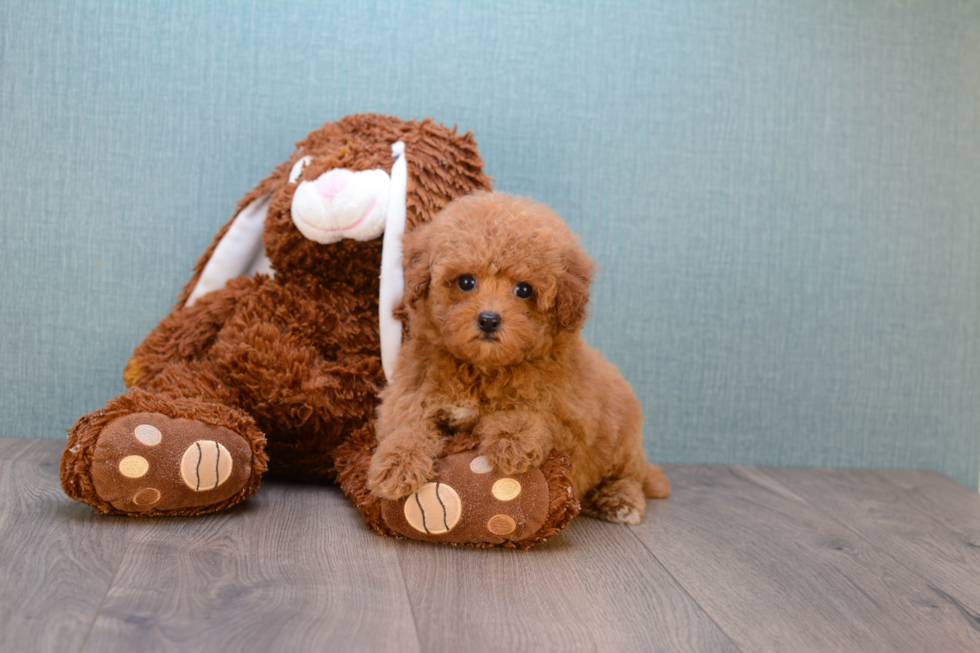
[313,169,354,202]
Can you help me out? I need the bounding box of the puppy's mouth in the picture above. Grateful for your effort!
[479,333,500,343]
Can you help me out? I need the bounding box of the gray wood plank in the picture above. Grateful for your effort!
[82,482,420,653]
[0,436,65,462]
[397,514,740,653]
[872,469,980,534]
[0,447,136,653]
[8,437,978,653]
[762,466,980,617]
[633,465,980,653]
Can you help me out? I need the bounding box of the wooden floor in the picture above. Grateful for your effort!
[2,438,980,653]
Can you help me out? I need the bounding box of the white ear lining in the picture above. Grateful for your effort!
[379,141,408,383]
[185,193,273,307]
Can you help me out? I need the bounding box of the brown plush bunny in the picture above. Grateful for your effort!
[60,114,579,548]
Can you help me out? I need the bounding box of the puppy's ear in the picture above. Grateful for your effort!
[555,246,595,333]
[401,225,433,310]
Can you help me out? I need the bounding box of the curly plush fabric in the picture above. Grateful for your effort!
[62,114,492,516]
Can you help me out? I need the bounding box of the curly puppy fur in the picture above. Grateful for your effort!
[368,192,669,525]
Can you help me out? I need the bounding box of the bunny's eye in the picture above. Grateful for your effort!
[514,282,532,299]
[289,155,313,183]
[458,275,477,291]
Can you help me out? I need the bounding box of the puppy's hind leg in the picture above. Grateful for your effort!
[581,477,647,526]
[643,462,671,499]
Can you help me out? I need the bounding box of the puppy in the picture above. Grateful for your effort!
[367,192,669,524]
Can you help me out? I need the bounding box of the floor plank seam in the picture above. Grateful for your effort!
[869,469,976,528]
[75,524,136,653]
[395,547,425,653]
[624,524,747,653]
[753,467,952,560]
[750,467,980,619]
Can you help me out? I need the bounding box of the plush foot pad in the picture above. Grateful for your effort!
[380,451,551,545]
[89,412,252,513]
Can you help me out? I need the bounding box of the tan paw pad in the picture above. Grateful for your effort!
[180,441,233,491]
[118,455,149,478]
[133,488,161,506]
[403,482,462,534]
[491,478,521,501]
[133,424,162,446]
[487,514,516,535]
[469,455,492,474]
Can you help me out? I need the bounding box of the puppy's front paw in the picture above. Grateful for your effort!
[613,505,643,526]
[479,437,545,476]
[368,446,435,500]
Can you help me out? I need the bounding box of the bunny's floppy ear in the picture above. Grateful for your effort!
[379,142,408,382]
[184,193,274,308]
[555,246,595,333]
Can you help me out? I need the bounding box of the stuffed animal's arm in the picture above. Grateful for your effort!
[123,279,250,388]
[474,410,557,476]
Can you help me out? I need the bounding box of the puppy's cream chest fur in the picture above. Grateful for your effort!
[444,404,480,431]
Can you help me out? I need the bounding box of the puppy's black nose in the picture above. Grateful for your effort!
[478,312,501,334]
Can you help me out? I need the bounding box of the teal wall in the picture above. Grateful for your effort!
[2,1,978,487]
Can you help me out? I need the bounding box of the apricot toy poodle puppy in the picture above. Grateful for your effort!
[367,192,669,524]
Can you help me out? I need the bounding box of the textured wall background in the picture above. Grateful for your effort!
[2,1,978,487]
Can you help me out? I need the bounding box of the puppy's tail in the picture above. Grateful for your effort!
[642,463,671,499]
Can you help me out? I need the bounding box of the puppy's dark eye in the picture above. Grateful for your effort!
[458,274,477,291]
[514,282,533,299]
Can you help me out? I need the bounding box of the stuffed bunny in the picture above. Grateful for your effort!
[61,114,579,548]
